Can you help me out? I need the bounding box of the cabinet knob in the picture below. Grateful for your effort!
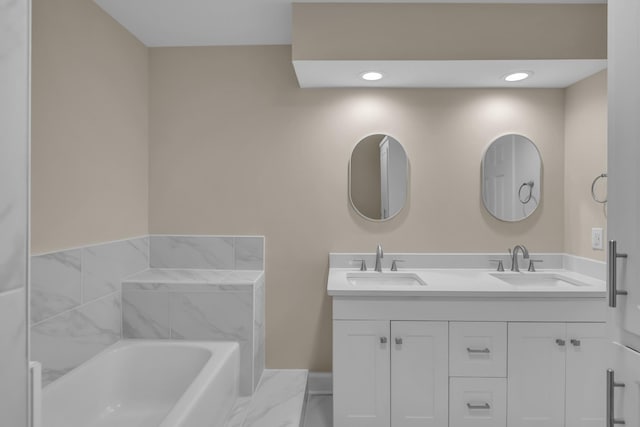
[380,337,387,344]
[395,337,403,345]
[555,339,566,346]
[570,339,581,347]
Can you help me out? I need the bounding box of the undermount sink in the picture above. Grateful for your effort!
[347,272,427,287]
[490,273,588,287]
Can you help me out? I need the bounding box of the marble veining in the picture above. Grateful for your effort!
[30,249,82,324]
[169,291,253,341]
[123,267,263,288]
[82,237,148,302]
[224,396,252,427]
[31,292,121,386]
[150,235,235,269]
[150,235,265,270]
[122,291,170,339]
[235,236,264,270]
[243,370,309,427]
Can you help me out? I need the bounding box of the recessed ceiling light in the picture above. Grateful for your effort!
[361,71,383,81]
[504,72,532,82]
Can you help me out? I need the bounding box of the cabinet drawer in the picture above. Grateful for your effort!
[450,322,506,377]
[449,377,507,427]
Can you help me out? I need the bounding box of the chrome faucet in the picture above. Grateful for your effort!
[510,245,530,272]
[375,244,384,272]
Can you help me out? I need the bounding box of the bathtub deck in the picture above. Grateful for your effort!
[226,369,309,427]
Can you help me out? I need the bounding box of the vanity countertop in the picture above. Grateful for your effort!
[327,268,606,298]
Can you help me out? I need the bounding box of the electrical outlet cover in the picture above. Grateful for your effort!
[592,227,604,250]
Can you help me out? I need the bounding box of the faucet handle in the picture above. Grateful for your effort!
[527,259,543,272]
[351,259,367,271]
[490,259,505,272]
[390,259,405,271]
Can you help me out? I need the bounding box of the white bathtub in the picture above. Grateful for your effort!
[42,340,240,427]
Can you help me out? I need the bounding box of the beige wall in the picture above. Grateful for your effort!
[564,71,608,261]
[31,0,149,254]
[293,3,606,61]
[149,46,566,370]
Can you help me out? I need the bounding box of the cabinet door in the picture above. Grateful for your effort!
[608,0,640,339]
[565,323,606,427]
[610,342,640,427]
[507,323,566,427]
[333,320,390,427]
[391,321,448,427]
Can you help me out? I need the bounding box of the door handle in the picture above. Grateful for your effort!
[380,337,387,344]
[607,369,626,426]
[555,339,566,346]
[608,240,628,308]
[395,337,403,345]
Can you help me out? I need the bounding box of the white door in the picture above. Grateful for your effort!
[379,138,390,219]
[333,320,390,427]
[607,2,640,426]
[483,136,515,220]
[565,323,606,427]
[391,321,448,427]
[507,323,566,427]
[607,0,640,341]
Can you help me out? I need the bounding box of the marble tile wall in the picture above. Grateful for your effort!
[30,237,149,386]
[0,0,30,424]
[122,269,265,396]
[150,235,264,270]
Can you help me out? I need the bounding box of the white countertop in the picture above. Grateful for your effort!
[327,268,606,298]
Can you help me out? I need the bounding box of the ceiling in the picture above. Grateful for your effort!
[94,0,606,47]
[93,0,607,88]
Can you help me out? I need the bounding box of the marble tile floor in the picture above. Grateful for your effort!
[302,394,333,427]
[225,369,308,427]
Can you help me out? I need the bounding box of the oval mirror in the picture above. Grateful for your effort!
[482,134,541,222]
[349,134,408,221]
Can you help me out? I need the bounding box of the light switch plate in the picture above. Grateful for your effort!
[592,227,604,250]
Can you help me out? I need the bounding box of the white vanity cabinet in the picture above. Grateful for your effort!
[507,322,606,427]
[333,320,448,427]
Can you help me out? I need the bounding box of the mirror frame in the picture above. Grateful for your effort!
[481,133,542,222]
[348,133,409,222]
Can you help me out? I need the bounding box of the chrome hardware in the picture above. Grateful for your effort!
[467,347,490,354]
[352,259,367,271]
[375,244,384,273]
[608,240,628,308]
[607,369,626,426]
[510,245,530,272]
[490,259,504,272]
[380,337,387,344]
[390,259,404,271]
[555,339,566,346]
[570,339,581,347]
[591,173,607,204]
[395,337,403,345]
[518,181,534,204]
[467,402,491,410]
[528,259,543,272]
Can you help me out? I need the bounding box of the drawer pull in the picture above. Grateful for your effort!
[467,402,491,410]
[467,347,490,354]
